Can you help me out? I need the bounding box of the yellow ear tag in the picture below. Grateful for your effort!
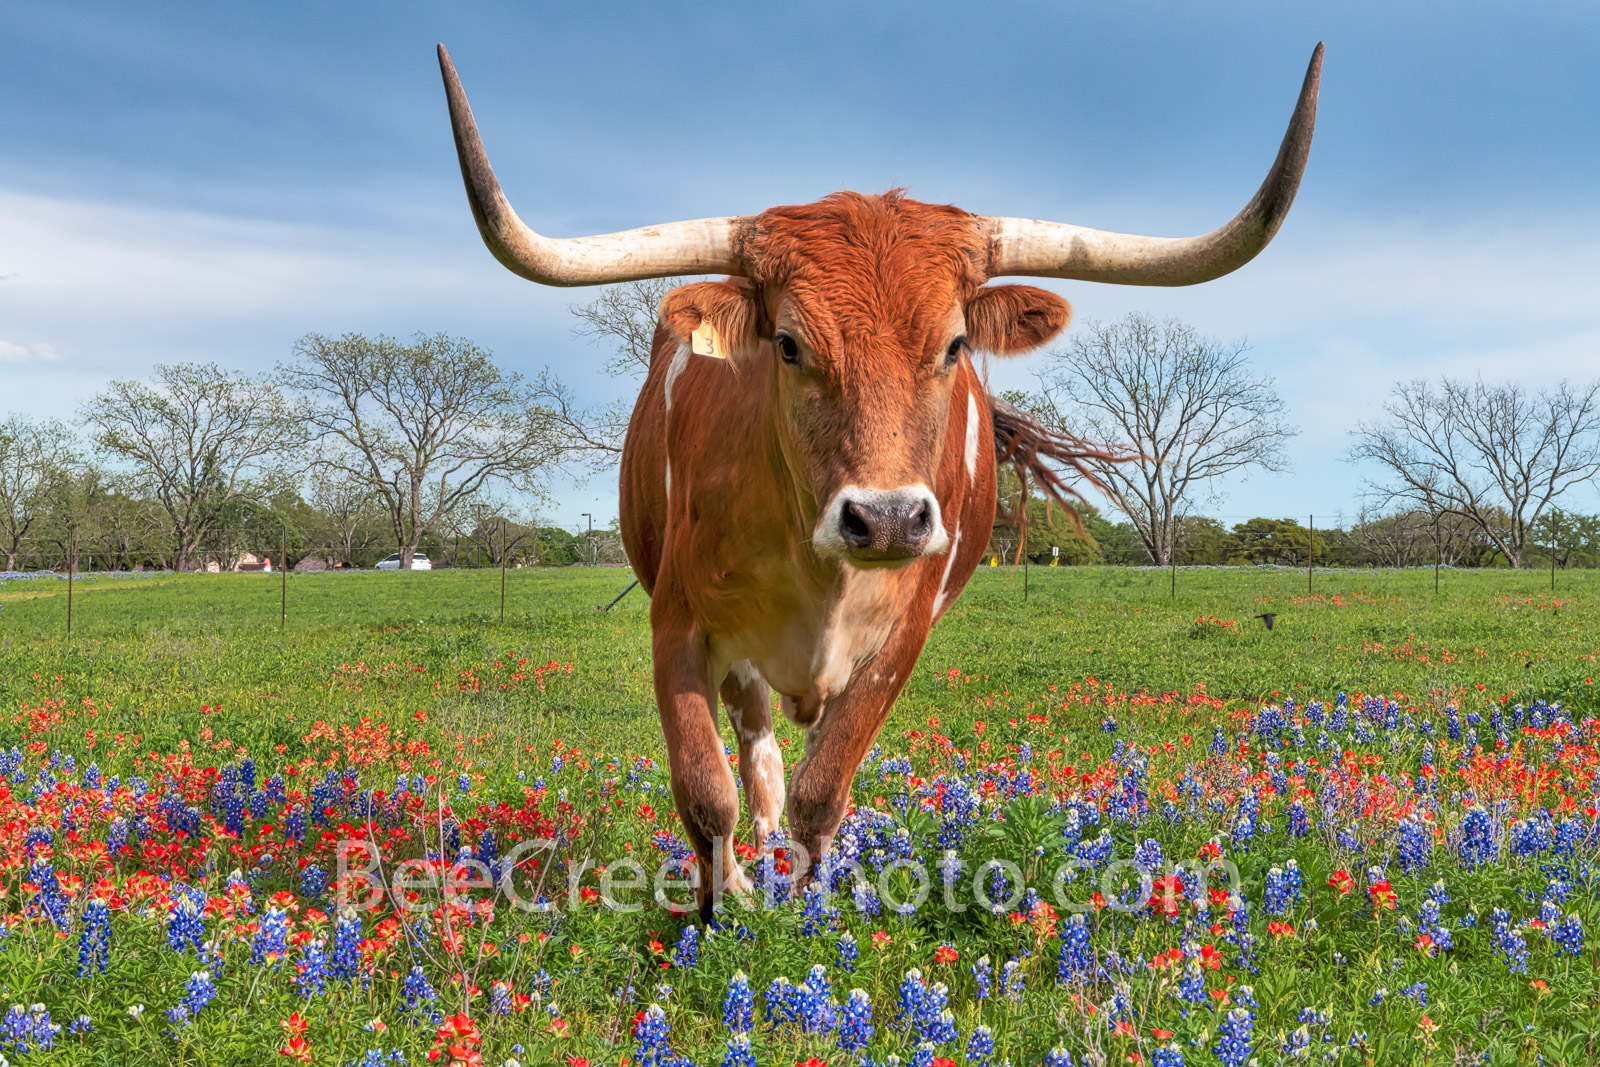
[691,319,722,358]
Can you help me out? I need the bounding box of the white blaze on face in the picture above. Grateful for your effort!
[663,341,691,412]
[964,389,981,480]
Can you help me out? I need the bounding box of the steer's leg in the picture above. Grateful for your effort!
[650,599,739,923]
[721,661,785,859]
[785,620,932,887]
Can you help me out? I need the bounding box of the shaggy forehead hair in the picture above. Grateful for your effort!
[744,191,990,360]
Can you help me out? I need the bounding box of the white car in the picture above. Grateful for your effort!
[375,553,432,571]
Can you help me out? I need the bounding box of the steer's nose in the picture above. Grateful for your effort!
[837,490,937,560]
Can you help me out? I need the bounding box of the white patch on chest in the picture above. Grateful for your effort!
[803,568,899,723]
[932,522,963,620]
[964,390,980,480]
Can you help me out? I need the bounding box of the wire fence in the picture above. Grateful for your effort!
[5,548,1595,642]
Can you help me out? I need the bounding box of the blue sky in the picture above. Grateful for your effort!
[3,1,1597,530]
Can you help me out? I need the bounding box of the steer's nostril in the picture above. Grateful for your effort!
[840,502,873,547]
[908,500,932,538]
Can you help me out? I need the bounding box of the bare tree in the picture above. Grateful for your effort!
[0,415,77,570]
[306,464,381,567]
[568,277,684,379]
[80,363,303,571]
[1349,377,1600,568]
[531,278,704,468]
[281,333,565,570]
[1027,313,1297,565]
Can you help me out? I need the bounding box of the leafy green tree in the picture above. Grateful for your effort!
[1229,517,1324,565]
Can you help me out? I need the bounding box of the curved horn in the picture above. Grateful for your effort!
[985,43,1322,285]
[438,44,748,287]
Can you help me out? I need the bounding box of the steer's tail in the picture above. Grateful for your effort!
[989,395,1119,557]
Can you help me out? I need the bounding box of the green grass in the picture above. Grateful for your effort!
[4,565,1596,762]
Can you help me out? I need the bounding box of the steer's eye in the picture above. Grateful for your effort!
[944,336,968,368]
[776,334,800,365]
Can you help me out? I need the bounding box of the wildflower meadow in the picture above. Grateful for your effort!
[2,565,1599,1066]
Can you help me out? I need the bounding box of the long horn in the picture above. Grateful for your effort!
[985,43,1323,285]
[438,44,748,287]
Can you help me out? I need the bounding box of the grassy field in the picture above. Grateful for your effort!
[4,565,1597,760]
[3,565,1600,1066]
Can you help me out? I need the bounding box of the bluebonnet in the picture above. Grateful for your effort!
[794,965,837,1034]
[837,931,859,973]
[1044,1047,1075,1067]
[970,954,992,999]
[1458,806,1498,870]
[764,977,797,1031]
[1216,1005,1255,1067]
[720,1033,757,1067]
[403,964,439,1015]
[965,1023,995,1065]
[837,988,874,1051]
[800,882,834,937]
[330,910,363,984]
[1287,799,1310,837]
[3,1003,62,1055]
[24,861,70,931]
[722,971,754,1033]
[1263,862,1303,915]
[1058,914,1092,981]
[78,898,111,977]
[634,1003,691,1067]
[1396,816,1434,874]
[1551,912,1585,956]
[250,906,290,966]
[895,969,928,1028]
[165,886,207,957]
[296,938,330,997]
[671,925,699,969]
[1000,957,1025,1002]
[1491,911,1529,974]
[165,970,217,1027]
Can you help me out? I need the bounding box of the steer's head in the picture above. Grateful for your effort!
[656,194,1069,565]
[435,42,1321,565]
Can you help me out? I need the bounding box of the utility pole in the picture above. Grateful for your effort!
[1169,520,1179,598]
[582,512,594,566]
[1433,514,1440,595]
[1308,514,1314,596]
[1550,509,1558,594]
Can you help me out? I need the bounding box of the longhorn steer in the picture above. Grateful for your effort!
[437,43,1322,919]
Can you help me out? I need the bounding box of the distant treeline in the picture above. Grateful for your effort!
[991,497,1600,570]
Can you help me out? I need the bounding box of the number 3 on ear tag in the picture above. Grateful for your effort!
[691,320,723,358]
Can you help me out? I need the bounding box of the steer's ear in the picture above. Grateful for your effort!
[964,284,1070,356]
[659,280,762,360]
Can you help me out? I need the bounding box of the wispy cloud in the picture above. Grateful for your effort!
[0,340,58,363]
